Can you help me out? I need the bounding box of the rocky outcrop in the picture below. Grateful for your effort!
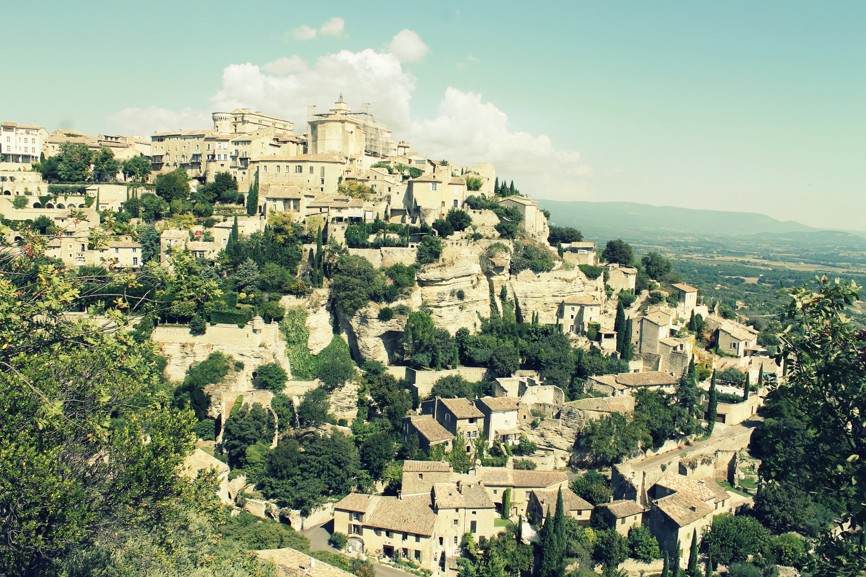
[304,290,333,355]
[509,267,592,325]
[417,260,490,334]
[344,303,413,365]
[522,404,586,453]
[153,322,289,384]
[328,381,360,424]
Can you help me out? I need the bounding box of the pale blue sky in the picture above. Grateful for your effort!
[2,1,864,229]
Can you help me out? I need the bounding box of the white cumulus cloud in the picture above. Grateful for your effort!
[388,29,429,62]
[291,24,317,41]
[408,88,590,199]
[209,49,415,132]
[319,17,345,37]
[290,17,345,41]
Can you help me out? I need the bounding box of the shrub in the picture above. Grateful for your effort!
[417,235,443,264]
[328,532,348,550]
[618,290,637,308]
[195,418,216,441]
[455,289,465,300]
[189,314,207,335]
[512,458,536,470]
[12,196,27,209]
[259,300,285,323]
[378,307,394,322]
[579,264,604,280]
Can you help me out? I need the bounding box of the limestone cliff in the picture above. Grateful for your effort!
[343,303,412,365]
[509,267,592,325]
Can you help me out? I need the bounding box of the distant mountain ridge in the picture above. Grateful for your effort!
[535,199,818,241]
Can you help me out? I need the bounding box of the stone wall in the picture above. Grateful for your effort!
[347,247,418,268]
[406,366,490,399]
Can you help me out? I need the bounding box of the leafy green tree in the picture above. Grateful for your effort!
[446,208,472,232]
[570,470,613,505]
[233,257,260,293]
[430,375,480,400]
[641,251,672,280]
[488,341,519,377]
[315,336,355,390]
[297,387,330,427]
[221,402,275,469]
[154,168,190,203]
[628,525,661,562]
[432,217,454,238]
[35,153,61,181]
[122,154,152,182]
[56,142,93,182]
[137,223,161,264]
[173,351,230,421]
[417,234,443,264]
[594,528,629,567]
[701,514,769,567]
[0,258,268,576]
[359,431,396,480]
[254,362,288,392]
[329,254,382,318]
[573,413,648,467]
[401,310,457,370]
[602,239,633,266]
[92,147,120,182]
[548,225,583,245]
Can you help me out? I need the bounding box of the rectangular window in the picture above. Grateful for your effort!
[132,257,138,266]
[431,183,438,191]
[414,550,421,561]
[309,166,314,174]
[295,165,302,173]
[276,165,280,173]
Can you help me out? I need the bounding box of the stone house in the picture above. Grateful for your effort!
[560,241,598,266]
[635,310,674,355]
[475,468,569,518]
[496,195,549,243]
[1,122,45,165]
[334,475,495,573]
[717,322,759,358]
[527,487,594,526]
[432,398,484,452]
[647,474,733,558]
[606,263,637,293]
[402,416,454,454]
[253,153,346,199]
[557,294,601,335]
[99,238,142,268]
[406,174,467,224]
[475,396,521,447]
[595,500,647,535]
[587,371,679,398]
[401,461,455,496]
[671,283,699,318]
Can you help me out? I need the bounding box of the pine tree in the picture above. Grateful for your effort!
[744,372,751,401]
[707,371,718,435]
[687,529,698,576]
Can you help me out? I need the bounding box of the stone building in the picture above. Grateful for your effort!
[1,122,45,165]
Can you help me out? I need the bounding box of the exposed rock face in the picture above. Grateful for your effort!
[342,304,408,365]
[328,380,360,424]
[153,322,289,384]
[304,289,333,355]
[417,260,490,334]
[521,404,586,453]
[509,267,590,325]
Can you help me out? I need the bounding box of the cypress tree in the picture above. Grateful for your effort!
[707,371,718,435]
[226,216,240,261]
[313,227,324,288]
[705,553,713,577]
[744,372,751,401]
[688,310,696,332]
[502,487,512,520]
[622,318,634,361]
[661,553,670,577]
[758,365,765,390]
[687,356,696,381]
[494,177,499,195]
[557,242,564,258]
[687,529,698,576]
[672,541,681,577]
[245,170,259,216]
[509,180,515,196]
[615,301,627,356]
[539,509,555,577]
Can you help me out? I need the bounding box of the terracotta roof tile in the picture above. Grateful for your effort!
[439,397,484,420]
[654,492,714,527]
[603,500,647,518]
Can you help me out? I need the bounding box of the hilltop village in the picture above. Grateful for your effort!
[1,103,788,577]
